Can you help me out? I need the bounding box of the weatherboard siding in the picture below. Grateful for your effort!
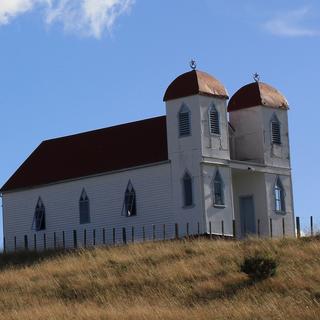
[2,163,181,251]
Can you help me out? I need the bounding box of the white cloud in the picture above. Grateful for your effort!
[264,7,320,37]
[0,0,134,38]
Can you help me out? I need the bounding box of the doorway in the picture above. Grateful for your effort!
[239,196,256,237]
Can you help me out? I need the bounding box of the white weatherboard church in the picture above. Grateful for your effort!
[1,65,295,251]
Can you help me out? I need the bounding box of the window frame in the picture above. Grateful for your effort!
[32,197,46,231]
[208,104,221,136]
[178,104,191,138]
[212,170,225,208]
[270,114,281,145]
[274,177,286,214]
[123,180,137,217]
[79,189,91,224]
[182,171,194,208]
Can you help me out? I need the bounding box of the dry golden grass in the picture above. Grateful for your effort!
[0,237,319,319]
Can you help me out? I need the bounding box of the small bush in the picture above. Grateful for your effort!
[241,253,277,281]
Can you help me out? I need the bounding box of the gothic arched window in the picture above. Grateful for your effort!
[33,198,46,231]
[178,104,191,137]
[213,170,224,206]
[271,114,281,145]
[209,105,220,135]
[124,180,137,217]
[274,177,285,213]
[79,189,90,224]
[182,171,193,207]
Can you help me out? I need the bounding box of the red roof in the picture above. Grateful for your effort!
[1,116,168,192]
[228,82,289,112]
[163,70,228,101]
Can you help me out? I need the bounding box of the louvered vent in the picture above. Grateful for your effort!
[179,111,191,136]
[209,108,220,135]
[271,121,281,144]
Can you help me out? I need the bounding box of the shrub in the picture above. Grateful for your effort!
[241,253,277,281]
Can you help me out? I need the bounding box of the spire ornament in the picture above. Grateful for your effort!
[190,59,197,70]
[253,72,260,82]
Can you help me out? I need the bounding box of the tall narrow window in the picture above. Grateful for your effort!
[123,181,137,217]
[178,104,191,137]
[213,171,225,206]
[182,171,193,207]
[274,177,285,213]
[32,198,46,231]
[209,105,220,135]
[79,189,90,224]
[271,115,281,145]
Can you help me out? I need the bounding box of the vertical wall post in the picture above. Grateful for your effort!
[84,229,87,248]
[34,234,37,251]
[113,228,116,245]
[103,228,106,245]
[14,236,17,252]
[257,219,260,238]
[54,232,57,250]
[3,237,5,254]
[163,224,166,240]
[43,233,47,250]
[24,235,28,250]
[186,223,189,238]
[209,222,212,239]
[62,231,65,249]
[310,216,314,237]
[270,218,273,238]
[232,220,236,238]
[282,218,285,238]
[197,222,200,236]
[73,230,77,249]
[296,217,301,238]
[221,221,224,237]
[93,229,96,246]
[131,226,134,243]
[175,223,179,239]
[153,225,156,241]
[122,227,127,244]
[142,226,146,242]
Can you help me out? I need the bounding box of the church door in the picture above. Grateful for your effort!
[239,196,256,237]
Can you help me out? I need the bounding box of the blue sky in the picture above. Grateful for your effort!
[0,0,319,236]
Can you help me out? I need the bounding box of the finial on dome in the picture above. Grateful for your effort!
[253,72,260,82]
[190,59,197,70]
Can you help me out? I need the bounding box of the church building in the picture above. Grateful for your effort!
[1,66,295,251]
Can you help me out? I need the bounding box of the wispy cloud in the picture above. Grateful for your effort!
[0,0,134,38]
[264,7,320,37]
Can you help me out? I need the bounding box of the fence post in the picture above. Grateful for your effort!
[14,236,17,252]
[257,219,260,238]
[175,223,179,239]
[103,228,106,245]
[270,218,273,238]
[54,232,57,250]
[221,221,224,237]
[24,235,28,251]
[113,228,116,245]
[163,224,166,240]
[296,217,301,238]
[153,225,156,241]
[209,222,212,239]
[197,222,200,236]
[282,218,285,238]
[84,229,87,248]
[142,226,146,242]
[232,220,236,238]
[43,233,47,250]
[310,216,314,237]
[73,230,77,249]
[93,229,96,246]
[131,226,134,243]
[122,227,127,244]
[34,234,37,251]
[62,231,65,249]
[3,237,5,254]
[186,223,189,238]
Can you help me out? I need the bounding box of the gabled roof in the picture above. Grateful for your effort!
[163,70,229,101]
[1,116,168,193]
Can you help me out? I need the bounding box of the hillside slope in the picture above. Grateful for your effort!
[0,238,319,319]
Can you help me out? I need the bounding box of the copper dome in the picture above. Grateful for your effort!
[163,70,228,101]
[228,82,289,112]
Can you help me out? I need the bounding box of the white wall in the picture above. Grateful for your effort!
[2,163,179,251]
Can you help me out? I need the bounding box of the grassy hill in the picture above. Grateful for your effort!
[0,237,319,319]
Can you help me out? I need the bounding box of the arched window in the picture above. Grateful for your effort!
[209,105,220,135]
[213,170,224,206]
[124,180,137,217]
[79,189,90,224]
[274,177,285,212]
[182,171,193,207]
[271,114,281,145]
[178,104,191,137]
[32,198,46,231]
